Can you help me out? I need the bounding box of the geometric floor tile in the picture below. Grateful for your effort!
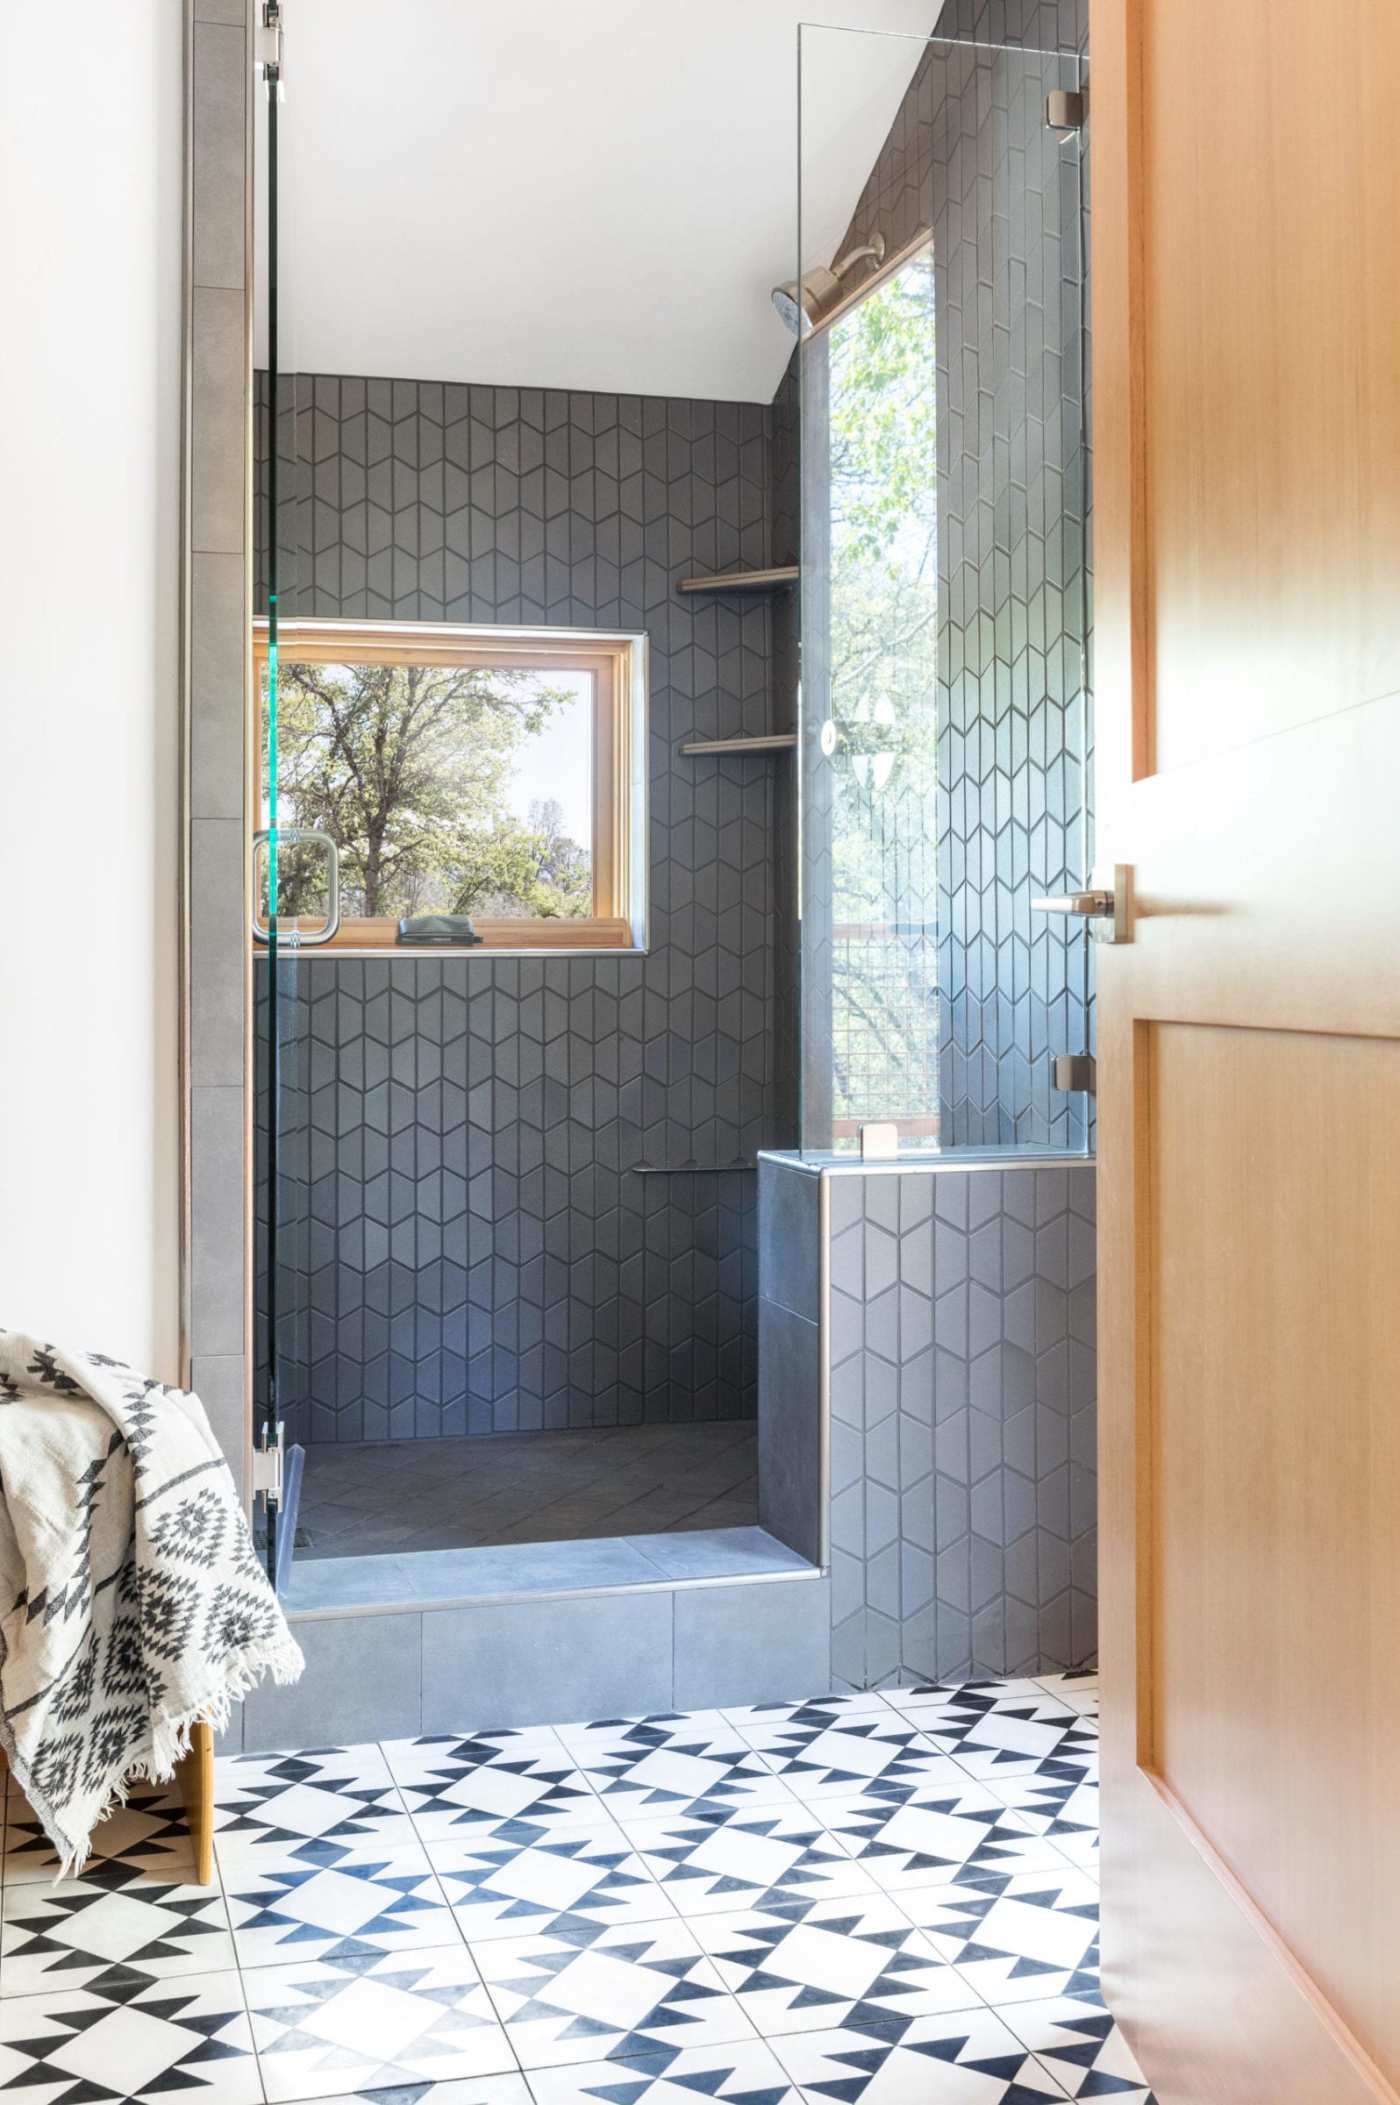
[0,1967,262,2105]
[900,1870,1102,2004]
[720,1691,896,1734]
[770,2010,1071,2102]
[817,1784,1067,1892]
[886,1689,1098,1784]
[472,1916,749,2068]
[623,1801,879,1913]
[983,1776,1101,1878]
[743,1714,969,1798]
[2,1785,198,1887]
[245,1945,516,2101]
[0,1674,1152,2105]
[428,1826,671,1939]
[213,1746,417,1870]
[383,1734,596,1839]
[0,1876,234,1993]
[524,2038,803,2104]
[223,1848,459,1967]
[1031,1672,1099,1717]
[571,1727,792,1819]
[291,2086,533,2105]
[694,1894,976,2035]
[1002,1995,1156,2100]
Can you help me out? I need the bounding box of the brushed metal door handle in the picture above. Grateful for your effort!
[1031,866,1131,944]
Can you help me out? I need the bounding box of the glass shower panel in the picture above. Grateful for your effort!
[797,25,1091,1157]
[254,20,319,1590]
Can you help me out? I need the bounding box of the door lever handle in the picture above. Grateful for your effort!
[1031,866,1131,944]
[1031,888,1114,917]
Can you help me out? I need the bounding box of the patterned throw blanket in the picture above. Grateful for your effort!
[0,1332,303,1872]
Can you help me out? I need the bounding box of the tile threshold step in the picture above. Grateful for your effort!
[282,1523,819,1617]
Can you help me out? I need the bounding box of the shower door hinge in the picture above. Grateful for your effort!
[251,1424,285,1505]
[1051,1053,1097,1096]
[256,2,284,89]
[1046,89,1086,132]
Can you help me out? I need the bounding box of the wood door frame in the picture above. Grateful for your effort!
[1092,4,1399,2098]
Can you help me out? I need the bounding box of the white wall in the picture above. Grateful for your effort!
[0,0,183,1376]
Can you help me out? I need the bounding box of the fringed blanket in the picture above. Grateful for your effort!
[0,1332,303,1872]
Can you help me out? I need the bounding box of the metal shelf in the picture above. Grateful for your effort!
[679,733,798,757]
[676,565,799,594]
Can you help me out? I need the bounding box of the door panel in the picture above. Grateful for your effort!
[1150,1023,1399,2076]
[1092,1,1400,2098]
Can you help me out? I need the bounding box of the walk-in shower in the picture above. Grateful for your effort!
[247,2,1094,1696]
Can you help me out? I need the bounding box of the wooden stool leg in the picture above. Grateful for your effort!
[179,1722,216,1885]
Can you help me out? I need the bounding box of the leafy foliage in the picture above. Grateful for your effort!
[263,657,592,921]
[823,249,941,1127]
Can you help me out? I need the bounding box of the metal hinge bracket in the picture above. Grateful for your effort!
[251,1424,284,1504]
[256,2,284,88]
[1051,1053,1097,1096]
[1046,88,1086,132]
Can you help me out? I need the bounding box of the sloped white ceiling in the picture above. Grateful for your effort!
[257,0,937,403]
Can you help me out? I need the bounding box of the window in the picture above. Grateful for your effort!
[254,621,645,950]
[813,239,940,1144]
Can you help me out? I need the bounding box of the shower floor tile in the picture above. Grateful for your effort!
[295,1423,758,1562]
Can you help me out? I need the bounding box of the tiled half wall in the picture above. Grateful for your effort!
[759,1151,1097,1686]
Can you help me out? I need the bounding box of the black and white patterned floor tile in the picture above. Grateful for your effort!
[622,1800,880,1914]
[0,1673,1153,2103]
[0,1874,234,1993]
[885,1688,1099,1784]
[770,2011,1072,2103]
[3,1782,198,1887]
[472,1915,747,2068]
[525,2039,802,2104]
[223,1847,459,1966]
[693,1893,976,2035]
[741,1711,969,1798]
[984,1776,1102,1875]
[429,1825,672,1939]
[214,1746,417,1869]
[553,1710,734,1748]
[292,2084,534,2105]
[899,1869,1102,2004]
[720,1688,895,1734]
[1003,1995,1156,2100]
[382,1733,598,1839]
[570,1723,794,1819]
[1031,1673,1100,1717]
[245,1946,515,2101]
[0,1966,261,2104]
[816,1784,1070,1892]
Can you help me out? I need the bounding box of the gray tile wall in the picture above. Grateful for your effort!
[254,379,799,1440]
[807,3,1092,1152]
[825,1161,1096,1688]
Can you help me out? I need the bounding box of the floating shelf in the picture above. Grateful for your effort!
[680,732,798,757]
[677,564,800,594]
[632,1161,757,1176]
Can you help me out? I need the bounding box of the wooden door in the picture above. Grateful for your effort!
[1091,2,1400,2099]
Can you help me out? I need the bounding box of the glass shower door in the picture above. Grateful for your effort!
[253,8,336,1590]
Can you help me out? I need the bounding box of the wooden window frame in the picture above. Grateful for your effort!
[252,619,644,952]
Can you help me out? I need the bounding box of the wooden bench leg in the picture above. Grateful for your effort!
[178,1721,216,1886]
